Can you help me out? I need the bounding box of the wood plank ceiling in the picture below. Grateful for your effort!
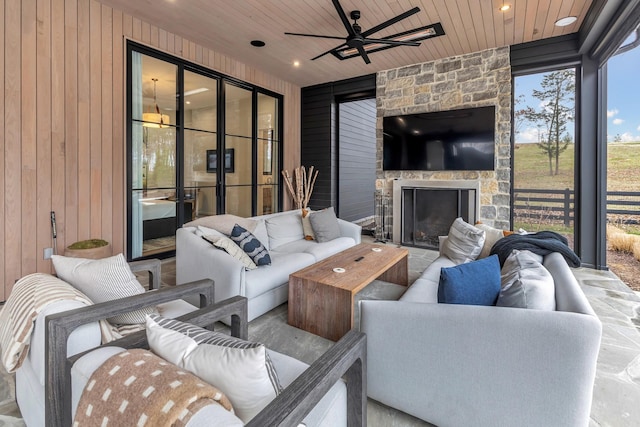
[97,0,592,87]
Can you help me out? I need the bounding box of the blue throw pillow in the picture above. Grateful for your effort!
[438,255,501,306]
[230,224,271,266]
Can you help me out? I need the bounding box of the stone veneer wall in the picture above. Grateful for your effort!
[376,46,512,236]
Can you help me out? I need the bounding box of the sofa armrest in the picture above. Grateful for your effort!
[176,227,246,304]
[128,258,162,290]
[247,329,367,427]
[337,218,362,244]
[45,280,215,427]
[360,300,601,427]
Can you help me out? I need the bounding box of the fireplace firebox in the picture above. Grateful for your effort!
[392,180,479,250]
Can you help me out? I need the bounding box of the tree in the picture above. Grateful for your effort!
[522,69,575,175]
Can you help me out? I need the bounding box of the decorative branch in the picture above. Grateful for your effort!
[281,166,319,209]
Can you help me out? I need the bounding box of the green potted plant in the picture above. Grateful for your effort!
[64,238,112,259]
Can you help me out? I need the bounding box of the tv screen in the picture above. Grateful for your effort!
[383,106,496,171]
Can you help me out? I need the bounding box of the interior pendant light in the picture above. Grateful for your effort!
[142,78,170,128]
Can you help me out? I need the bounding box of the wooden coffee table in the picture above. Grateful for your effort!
[288,242,409,341]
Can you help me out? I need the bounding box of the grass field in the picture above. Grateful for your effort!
[513,141,640,191]
[513,141,640,235]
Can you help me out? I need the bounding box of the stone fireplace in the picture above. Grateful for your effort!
[393,180,479,249]
[376,46,512,243]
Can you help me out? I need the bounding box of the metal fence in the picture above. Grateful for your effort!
[513,188,640,225]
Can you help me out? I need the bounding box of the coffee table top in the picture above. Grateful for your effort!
[289,243,408,293]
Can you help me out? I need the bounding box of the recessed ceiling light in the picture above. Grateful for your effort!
[184,87,209,96]
[499,4,510,12]
[250,40,266,47]
[555,16,577,27]
[293,60,300,67]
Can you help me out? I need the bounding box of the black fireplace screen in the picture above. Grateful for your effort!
[401,188,475,249]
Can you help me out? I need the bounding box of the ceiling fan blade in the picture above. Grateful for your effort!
[332,0,355,36]
[311,43,347,61]
[284,32,346,41]
[363,38,421,47]
[357,45,371,64]
[361,7,420,37]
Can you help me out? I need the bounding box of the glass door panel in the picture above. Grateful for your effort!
[184,129,217,220]
[131,51,178,259]
[257,93,279,215]
[184,70,218,221]
[513,68,576,247]
[224,83,253,216]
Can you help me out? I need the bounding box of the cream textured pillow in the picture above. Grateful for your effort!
[301,208,315,240]
[51,253,158,324]
[498,249,556,310]
[440,218,486,264]
[475,223,507,259]
[146,314,282,423]
[202,233,257,270]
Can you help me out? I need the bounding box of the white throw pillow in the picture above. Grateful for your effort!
[51,253,158,324]
[265,212,305,249]
[202,233,257,270]
[440,218,486,264]
[146,314,282,423]
[498,249,556,310]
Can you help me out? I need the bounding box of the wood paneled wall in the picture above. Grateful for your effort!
[0,0,301,300]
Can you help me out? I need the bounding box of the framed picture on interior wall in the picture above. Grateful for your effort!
[263,129,273,175]
[206,149,235,173]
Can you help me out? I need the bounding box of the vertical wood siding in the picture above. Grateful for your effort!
[1,0,301,300]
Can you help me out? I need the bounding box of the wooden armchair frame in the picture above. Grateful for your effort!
[44,281,367,426]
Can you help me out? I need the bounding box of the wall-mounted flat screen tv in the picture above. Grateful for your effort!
[383,106,496,171]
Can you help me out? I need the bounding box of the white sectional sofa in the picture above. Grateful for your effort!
[361,243,602,426]
[176,209,361,321]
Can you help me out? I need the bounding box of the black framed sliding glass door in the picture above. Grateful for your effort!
[127,42,282,260]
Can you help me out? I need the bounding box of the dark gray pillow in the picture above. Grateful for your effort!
[309,207,341,243]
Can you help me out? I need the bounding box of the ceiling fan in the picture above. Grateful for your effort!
[285,0,444,64]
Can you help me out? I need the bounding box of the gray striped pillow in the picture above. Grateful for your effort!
[51,253,158,324]
[146,313,282,423]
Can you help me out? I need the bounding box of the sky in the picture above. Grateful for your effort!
[514,34,640,144]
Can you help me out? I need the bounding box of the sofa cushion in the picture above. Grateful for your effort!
[252,219,270,251]
[230,224,271,266]
[498,250,556,310]
[400,256,456,303]
[244,252,316,299]
[265,212,305,249]
[440,218,486,264]
[309,207,341,243]
[51,254,158,324]
[438,255,501,306]
[271,237,356,261]
[146,314,282,423]
[184,214,257,235]
[302,208,315,240]
[201,229,257,270]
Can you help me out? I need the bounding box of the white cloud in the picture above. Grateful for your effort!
[613,118,625,125]
[607,109,619,118]
[620,132,640,142]
[515,126,541,144]
[637,125,640,131]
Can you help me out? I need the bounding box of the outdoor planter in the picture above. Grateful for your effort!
[64,239,112,259]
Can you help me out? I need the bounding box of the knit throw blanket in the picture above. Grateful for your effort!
[490,231,581,267]
[0,273,141,373]
[73,349,234,427]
